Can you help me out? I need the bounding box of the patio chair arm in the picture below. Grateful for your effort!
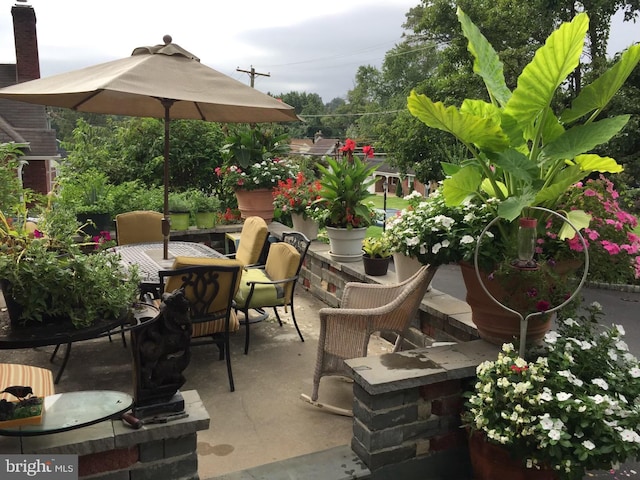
[245,275,298,287]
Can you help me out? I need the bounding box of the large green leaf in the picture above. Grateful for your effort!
[480,178,507,198]
[541,115,630,161]
[442,166,482,205]
[558,209,592,240]
[573,154,623,174]
[408,91,509,152]
[498,192,536,221]
[489,149,538,183]
[561,45,640,124]
[457,7,511,108]
[504,13,588,130]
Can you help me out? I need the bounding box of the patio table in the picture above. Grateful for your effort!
[109,241,225,288]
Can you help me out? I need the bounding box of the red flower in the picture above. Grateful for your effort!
[340,138,356,154]
[362,145,374,158]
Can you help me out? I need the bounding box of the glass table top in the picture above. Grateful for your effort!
[0,390,133,436]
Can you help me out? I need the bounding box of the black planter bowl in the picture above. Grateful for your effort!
[362,254,390,276]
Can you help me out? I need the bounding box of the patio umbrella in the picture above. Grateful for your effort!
[0,35,299,258]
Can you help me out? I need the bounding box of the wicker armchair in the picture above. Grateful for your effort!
[301,264,437,415]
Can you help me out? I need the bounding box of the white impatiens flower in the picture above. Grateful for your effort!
[540,414,554,430]
[630,367,640,378]
[615,324,626,336]
[502,343,515,353]
[556,392,572,401]
[592,378,609,390]
[582,440,596,450]
[616,340,629,352]
[460,235,475,244]
[620,429,640,443]
[549,429,562,441]
[545,331,560,344]
[431,243,442,254]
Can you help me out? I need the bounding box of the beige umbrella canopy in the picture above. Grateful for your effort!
[0,35,299,258]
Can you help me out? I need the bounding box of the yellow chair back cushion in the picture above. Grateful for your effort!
[235,216,268,265]
[116,210,163,245]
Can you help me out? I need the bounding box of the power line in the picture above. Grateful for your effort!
[298,109,404,118]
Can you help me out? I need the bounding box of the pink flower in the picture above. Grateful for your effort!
[567,235,585,252]
[586,229,599,241]
[601,240,621,255]
[33,229,43,238]
[584,189,597,197]
[536,300,551,312]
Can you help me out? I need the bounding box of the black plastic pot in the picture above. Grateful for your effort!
[363,254,390,276]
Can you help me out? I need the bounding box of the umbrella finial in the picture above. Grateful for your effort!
[163,35,172,45]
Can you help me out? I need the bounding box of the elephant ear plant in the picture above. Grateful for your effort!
[408,9,640,240]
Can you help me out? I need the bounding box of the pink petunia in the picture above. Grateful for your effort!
[584,189,597,197]
[601,240,621,255]
[586,229,599,241]
[567,235,585,252]
[536,300,551,312]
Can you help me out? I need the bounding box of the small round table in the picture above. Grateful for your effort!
[0,390,133,436]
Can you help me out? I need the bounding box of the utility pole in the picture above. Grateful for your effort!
[236,66,270,88]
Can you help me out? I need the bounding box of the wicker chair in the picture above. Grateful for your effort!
[301,264,438,415]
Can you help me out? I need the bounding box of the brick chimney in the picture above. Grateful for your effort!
[12,4,40,82]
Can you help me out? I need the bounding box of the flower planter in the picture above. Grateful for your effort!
[195,212,216,229]
[468,431,558,480]
[362,255,390,276]
[170,212,190,231]
[326,226,367,262]
[459,261,553,346]
[291,213,318,241]
[235,188,274,223]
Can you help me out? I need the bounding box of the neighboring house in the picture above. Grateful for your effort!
[0,4,59,195]
[289,131,340,158]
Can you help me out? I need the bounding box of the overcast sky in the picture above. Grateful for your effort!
[1,1,638,103]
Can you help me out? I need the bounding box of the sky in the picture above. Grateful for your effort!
[1,1,639,103]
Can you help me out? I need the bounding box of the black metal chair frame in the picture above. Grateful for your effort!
[238,231,311,354]
[159,263,241,392]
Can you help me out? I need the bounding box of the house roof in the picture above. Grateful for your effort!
[0,64,57,157]
[289,138,339,157]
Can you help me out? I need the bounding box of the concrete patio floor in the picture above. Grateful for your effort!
[0,288,394,478]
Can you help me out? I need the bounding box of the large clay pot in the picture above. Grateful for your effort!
[291,213,318,240]
[235,188,274,223]
[459,261,553,346]
[468,431,558,480]
[326,226,367,262]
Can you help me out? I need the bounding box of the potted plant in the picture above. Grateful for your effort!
[272,171,324,240]
[168,192,191,231]
[0,197,140,329]
[57,169,114,237]
[463,303,640,479]
[218,124,294,223]
[316,139,378,262]
[362,236,392,276]
[404,9,639,342]
[189,190,220,229]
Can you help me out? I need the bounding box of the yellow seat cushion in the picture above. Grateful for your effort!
[164,256,243,338]
[0,364,54,401]
[235,243,300,308]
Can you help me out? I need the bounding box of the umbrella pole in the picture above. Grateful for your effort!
[161,99,175,260]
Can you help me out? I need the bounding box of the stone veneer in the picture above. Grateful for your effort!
[0,390,209,480]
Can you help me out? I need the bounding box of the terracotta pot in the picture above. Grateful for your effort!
[459,261,553,345]
[291,213,318,240]
[468,431,558,480]
[362,255,390,276]
[326,226,366,262]
[235,188,274,223]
